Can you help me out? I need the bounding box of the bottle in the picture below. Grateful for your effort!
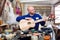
[31,35,38,40]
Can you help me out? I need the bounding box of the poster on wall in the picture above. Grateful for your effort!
[55,5,60,24]
[13,0,22,16]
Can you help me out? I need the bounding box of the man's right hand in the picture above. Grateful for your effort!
[43,17,48,21]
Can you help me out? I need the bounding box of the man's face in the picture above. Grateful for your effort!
[28,6,35,14]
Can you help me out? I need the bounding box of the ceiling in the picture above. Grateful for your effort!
[20,0,59,5]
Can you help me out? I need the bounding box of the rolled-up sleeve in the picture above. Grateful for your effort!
[39,21,45,26]
[38,14,45,26]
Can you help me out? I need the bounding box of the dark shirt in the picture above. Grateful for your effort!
[16,13,45,30]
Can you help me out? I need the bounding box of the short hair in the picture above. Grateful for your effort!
[27,6,34,10]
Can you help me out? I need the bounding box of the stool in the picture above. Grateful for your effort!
[0,38,2,40]
[44,35,51,40]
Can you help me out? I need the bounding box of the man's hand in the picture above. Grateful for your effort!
[35,17,48,23]
[43,17,48,21]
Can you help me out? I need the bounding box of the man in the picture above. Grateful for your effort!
[16,6,46,40]
[16,6,47,30]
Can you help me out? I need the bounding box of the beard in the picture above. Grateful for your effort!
[29,12,35,15]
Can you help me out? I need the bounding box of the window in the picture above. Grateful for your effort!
[55,5,60,23]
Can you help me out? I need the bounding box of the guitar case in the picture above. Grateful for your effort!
[0,0,6,16]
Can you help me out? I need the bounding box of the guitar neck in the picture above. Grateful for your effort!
[35,19,44,23]
[35,17,48,23]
